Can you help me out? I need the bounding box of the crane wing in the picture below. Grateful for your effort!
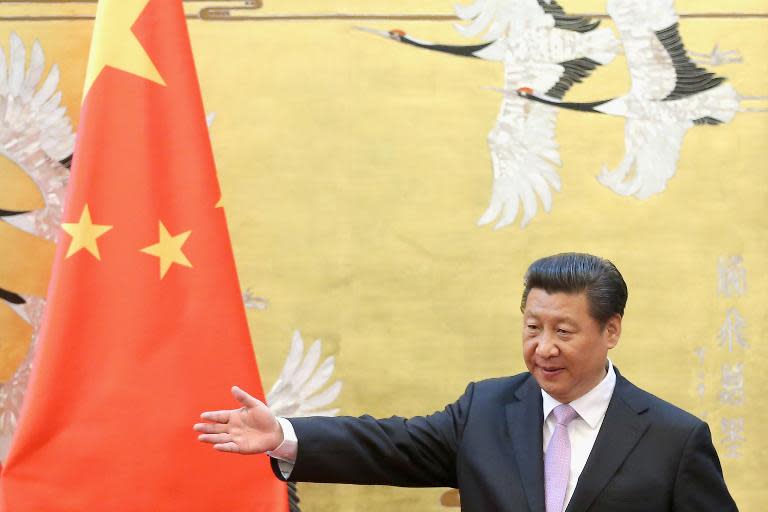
[266,331,342,418]
[608,0,728,102]
[598,118,691,200]
[545,57,601,100]
[0,33,75,163]
[536,0,601,33]
[543,26,620,99]
[0,33,73,239]
[479,99,562,229]
[454,0,508,40]
[455,0,600,39]
[655,23,726,101]
[607,0,680,100]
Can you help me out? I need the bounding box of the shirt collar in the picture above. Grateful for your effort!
[541,359,616,429]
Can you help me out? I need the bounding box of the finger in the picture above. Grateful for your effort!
[213,442,241,453]
[197,433,234,445]
[231,386,262,409]
[200,410,233,423]
[193,422,230,434]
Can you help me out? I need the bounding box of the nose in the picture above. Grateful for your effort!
[535,331,559,358]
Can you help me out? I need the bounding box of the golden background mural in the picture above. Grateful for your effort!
[0,1,766,510]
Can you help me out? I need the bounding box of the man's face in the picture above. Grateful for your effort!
[522,288,621,403]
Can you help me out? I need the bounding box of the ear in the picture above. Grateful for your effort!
[604,314,622,349]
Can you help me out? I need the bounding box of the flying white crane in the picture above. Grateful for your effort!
[0,32,74,461]
[515,0,765,200]
[359,0,619,229]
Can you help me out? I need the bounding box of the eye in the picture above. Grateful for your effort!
[556,328,572,335]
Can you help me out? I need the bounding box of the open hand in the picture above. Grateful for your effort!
[194,386,284,454]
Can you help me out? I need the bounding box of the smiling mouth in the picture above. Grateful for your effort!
[540,367,565,376]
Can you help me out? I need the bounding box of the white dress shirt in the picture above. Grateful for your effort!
[270,360,617,489]
[541,360,616,509]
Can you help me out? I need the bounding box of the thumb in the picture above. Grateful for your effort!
[231,385,262,409]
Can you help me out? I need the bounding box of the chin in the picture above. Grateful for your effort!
[534,377,556,394]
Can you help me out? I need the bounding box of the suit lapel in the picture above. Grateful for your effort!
[565,373,651,512]
[506,376,546,512]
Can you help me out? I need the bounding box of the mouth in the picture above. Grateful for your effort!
[538,366,565,378]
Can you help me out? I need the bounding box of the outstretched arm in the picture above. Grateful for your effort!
[196,382,475,488]
[282,382,476,488]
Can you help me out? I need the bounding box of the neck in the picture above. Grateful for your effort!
[517,91,614,113]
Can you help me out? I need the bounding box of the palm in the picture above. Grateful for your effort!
[227,401,280,453]
[195,386,283,454]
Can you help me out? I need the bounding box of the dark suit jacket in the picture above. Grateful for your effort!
[273,369,738,511]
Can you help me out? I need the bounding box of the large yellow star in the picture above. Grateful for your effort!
[140,221,192,279]
[61,204,113,260]
[83,0,166,98]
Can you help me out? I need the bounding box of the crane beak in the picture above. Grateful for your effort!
[352,26,392,39]
[482,86,516,96]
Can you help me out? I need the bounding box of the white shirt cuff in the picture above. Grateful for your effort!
[267,417,297,478]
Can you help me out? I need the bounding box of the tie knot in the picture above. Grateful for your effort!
[552,404,578,426]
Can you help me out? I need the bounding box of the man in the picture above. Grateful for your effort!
[195,253,738,511]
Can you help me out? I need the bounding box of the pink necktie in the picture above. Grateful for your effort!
[545,404,579,512]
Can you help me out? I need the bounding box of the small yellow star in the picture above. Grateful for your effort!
[140,221,192,279]
[83,0,166,98]
[215,195,224,209]
[61,204,113,260]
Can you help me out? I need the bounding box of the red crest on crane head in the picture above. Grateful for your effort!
[517,87,534,95]
[389,29,407,38]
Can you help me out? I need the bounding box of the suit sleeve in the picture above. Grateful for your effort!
[672,422,739,511]
[270,382,475,488]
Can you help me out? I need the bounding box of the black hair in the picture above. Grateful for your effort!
[521,253,628,325]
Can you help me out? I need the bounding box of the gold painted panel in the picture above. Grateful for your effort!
[0,1,766,509]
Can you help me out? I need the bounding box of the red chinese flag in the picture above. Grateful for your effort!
[0,0,287,510]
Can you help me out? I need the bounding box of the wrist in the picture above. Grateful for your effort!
[272,418,285,451]
[267,418,298,463]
